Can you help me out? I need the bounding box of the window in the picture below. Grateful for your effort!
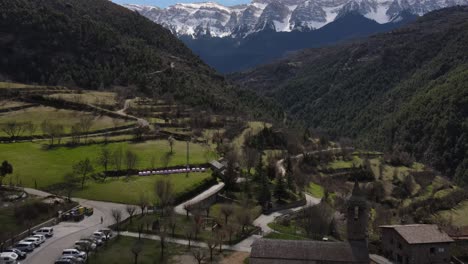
[398,242,402,249]
[354,206,359,220]
[430,247,435,254]
[438,248,445,253]
[390,238,394,245]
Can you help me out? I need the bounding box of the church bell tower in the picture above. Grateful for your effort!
[347,180,369,241]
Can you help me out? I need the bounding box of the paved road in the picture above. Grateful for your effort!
[21,189,130,264]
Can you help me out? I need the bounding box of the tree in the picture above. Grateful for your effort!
[24,122,36,140]
[242,147,259,174]
[63,172,79,200]
[131,240,143,264]
[78,116,94,143]
[184,225,193,249]
[155,180,174,216]
[299,202,334,240]
[125,150,138,176]
[126,205,137,223]
[286,172,296,193]
[73,158,94,189]
[0,161,13,186]
[111,209,122,234]
[138,194,149,215]
[257,174,271,208]
[41,120,64,146]
[97,147,111,179]
[167,136,175,154]
[158,224,167,258]
[206,236,217,262]
[160,152,172,169]
[192,249,207,264]
[274,175,288,203]
[221,152,239,191]
[235,209,252,234]
[111,147,124,172]
[1,121,26,139]
[220,204,234,225]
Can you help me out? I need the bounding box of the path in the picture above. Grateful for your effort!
[174,182,225,215]
[116,98,150,128]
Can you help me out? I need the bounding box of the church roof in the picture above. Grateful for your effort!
[250,239,369,263]
[380,224,454,244]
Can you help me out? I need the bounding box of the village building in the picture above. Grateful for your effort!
[250,181,370,264]
[379,224,454,264]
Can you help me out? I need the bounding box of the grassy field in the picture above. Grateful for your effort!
[0,82,52,89]
[0,100,31,109]
[74,172,212,204]
[232,121,269,148]
[0,106,132,136]
[48,91,117,107]
[88,236,184,264]
[266,221,309,240]
[0,139,216,189]
[307,182,325,198]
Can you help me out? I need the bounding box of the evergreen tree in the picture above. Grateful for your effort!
[253,156,264,183]
[257,174,271,208]
[286,172,296,193]
[274,176,288,203]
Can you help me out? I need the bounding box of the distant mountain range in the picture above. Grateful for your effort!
[123,0,468,38]
[230,6,468,182]
[180,11,416,72]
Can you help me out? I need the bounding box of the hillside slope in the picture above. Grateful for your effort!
[0,0,282,118]
[231,6,468,181]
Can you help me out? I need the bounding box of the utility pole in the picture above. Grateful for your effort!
[186,138,190,177]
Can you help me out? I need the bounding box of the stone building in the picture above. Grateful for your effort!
[250,181,370,263]
[379,224,454,264]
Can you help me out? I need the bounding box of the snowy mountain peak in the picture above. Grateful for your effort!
[122,0,468,38]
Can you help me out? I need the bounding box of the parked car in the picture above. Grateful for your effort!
[0,252,18,264]
[81,238,102,247]
[62,249,86,261]
[74,240,96,251]
[54,258,75,264]
[21,237,40,248]
[33,227,54,238]
[13,242,34,253]
[1,249,26,260]
[58,255,85,264]
[97,228,112,238]
[31,234,46,245]
[92,232,106,241]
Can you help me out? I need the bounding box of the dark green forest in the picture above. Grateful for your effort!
[231,6,468,183]
[0,0,283,119]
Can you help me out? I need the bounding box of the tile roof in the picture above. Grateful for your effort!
[250,239,369,263]
[380,224,454,244]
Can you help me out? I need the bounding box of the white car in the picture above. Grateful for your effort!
[59,255,85,264]
[74,240,96,251]
[0,252,19,264]
[92,232,106,241]
[62,249,86,261]
[31,234,46,244]
[14,241,34,252]
[33,227,54,238]
[21,237,40,248]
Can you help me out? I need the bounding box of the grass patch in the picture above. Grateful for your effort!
[0,140,216,189]
[232,121,268,148]
[74,172,212,204]
[307,182,325,198]
[0,106,132,136]
[48,91,117,107]
[439,200,468,227]
[88,236,183,264]
[264,232,308,240]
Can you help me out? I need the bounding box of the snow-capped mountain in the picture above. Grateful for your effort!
[122,0,468,38]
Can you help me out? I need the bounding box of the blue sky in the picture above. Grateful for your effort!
[113,0,251,8]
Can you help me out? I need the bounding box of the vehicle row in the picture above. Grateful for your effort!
[0,227,54,264]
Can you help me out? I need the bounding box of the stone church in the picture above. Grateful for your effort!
[250,181,370,264]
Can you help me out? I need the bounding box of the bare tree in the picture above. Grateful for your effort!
[220,204,234,225]
[78,116,94,143]
[138,194,149,215]
[41,120,64,146]
[126,205,137,223]
[206,236,217,262]
[184,226,193,249]
[111,209,122,234]
[215,229,225,253]
[235,209,252,234]
[158,225,167,258]
[299,202,334,240]
[242,147,259,174]
[111,147,124,172]
[97,147,111,181]
[1,121,27,139]
[160,152,172,169]
[73,158,94,189]
[63,172,79,200]
[155,180,174,216]
[125,150,138,177]
[131,239,143,264]
[167,136,175,154]
[192,249,207,264]
[24,122,36,140]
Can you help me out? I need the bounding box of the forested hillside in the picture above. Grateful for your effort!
[0,0,282,119]
[231,6,468,182]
